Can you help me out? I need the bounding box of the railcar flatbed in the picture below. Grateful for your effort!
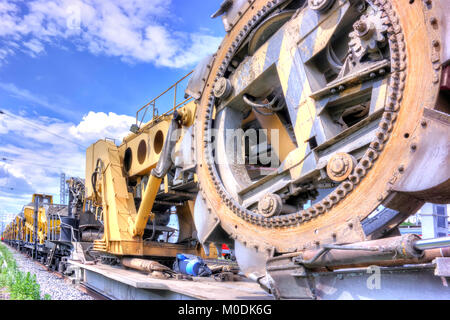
[67,260,273,300]
[67,257,450,300]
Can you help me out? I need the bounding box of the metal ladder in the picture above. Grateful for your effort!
[46,244,58,268]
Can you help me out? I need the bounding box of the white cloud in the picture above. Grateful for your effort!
[0,108,135,215]
[0,0,222,68]
[69,111,135,142]
[23,38,45,55]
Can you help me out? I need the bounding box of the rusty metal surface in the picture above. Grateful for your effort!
[392,107,450,203]
[268,236,450,272]
[266,240,450,299]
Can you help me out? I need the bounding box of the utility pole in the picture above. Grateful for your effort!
[33,196,41,260]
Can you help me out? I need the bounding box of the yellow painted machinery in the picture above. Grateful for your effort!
[22,194,56,245]
[85,98,211,258]
[2,194,75,269]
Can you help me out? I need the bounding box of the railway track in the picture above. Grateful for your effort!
[78,283,111,300]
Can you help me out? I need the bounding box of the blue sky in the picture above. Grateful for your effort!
[0,0,225,225]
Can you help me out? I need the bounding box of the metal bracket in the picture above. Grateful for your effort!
[185,55,215,100]
[266,255,316,299]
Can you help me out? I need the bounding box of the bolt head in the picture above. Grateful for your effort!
[330,158,345,174]
[308,0,335,12]
[326,153,356,182]
[258,193,282,218]
[213,77,233,99]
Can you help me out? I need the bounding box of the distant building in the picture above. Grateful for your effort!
[401,203,449,238]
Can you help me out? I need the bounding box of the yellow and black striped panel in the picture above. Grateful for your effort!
[225,0,388,180]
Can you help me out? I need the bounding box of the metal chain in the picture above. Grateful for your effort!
[200,0,406,229]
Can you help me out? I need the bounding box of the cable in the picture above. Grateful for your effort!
[0,186,56,196]
[243,94,282,110]
[326,42,343,73]
[0,109,87,149]
[243,94,285,117]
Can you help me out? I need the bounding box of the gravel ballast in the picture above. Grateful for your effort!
[7,246,94,300]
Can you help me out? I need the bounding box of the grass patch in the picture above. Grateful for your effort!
[0,243,51,300]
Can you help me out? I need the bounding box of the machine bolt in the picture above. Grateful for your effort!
[326,153,356,182]
[213,77,233,99]
[354,19,375,40]
[330,158,345,175]
[308,0,335,12]
[354,20,368,34]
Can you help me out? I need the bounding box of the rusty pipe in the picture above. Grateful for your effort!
[295,235,443,269]
[312,246,450,271]
[121,257,172,273]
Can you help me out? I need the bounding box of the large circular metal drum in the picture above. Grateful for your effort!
[194,0,449,271]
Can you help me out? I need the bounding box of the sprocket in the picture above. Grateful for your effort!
[348,7,389,61]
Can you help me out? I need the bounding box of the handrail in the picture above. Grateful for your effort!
[135,70,194,129]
